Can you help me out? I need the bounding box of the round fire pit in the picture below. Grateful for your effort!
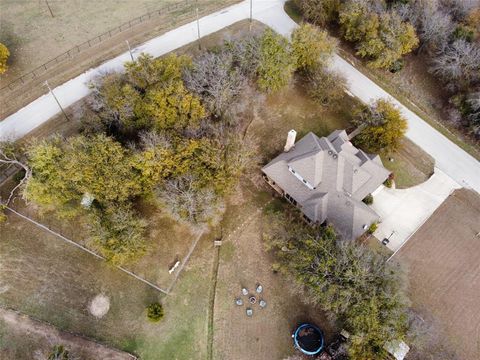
[249,296,257,304]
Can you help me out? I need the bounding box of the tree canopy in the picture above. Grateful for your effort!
[339,1,419,69]
[291,22,338,72]
[257,29,295,93]
[0,43,9,74]
[263,208,409,360]
[352,99,408,153]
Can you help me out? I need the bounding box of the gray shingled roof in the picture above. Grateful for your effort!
[262,130,390,240]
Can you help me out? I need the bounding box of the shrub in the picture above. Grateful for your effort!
[0,43,9,74]
[48,345,69,360]
[146,302,164,322]
[384,178,393,188]
[0,205,7,223]
[389,59,404,73]
[367,222,378,234]
[362,194,373,205]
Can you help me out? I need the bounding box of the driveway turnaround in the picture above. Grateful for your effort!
[371,168,461,252]
[1,0,479,195]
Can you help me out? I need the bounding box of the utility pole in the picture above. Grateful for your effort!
[196,7,201,50]
[249,0,253,31]
[45,81,69,121]
[125,40,134,61]
[45,0,54,18]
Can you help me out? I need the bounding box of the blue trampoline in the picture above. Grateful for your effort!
[293,323,324,356]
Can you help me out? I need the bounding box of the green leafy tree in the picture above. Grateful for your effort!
[339,2,418,69]
[0,43,9,74]
[352,99,408,153]
[124,53,191,90]
[291,23,337,71]
[24,135,153,264]
[88,53,199,138]
[48,345,69,360]
[137,82,206,131]
[257,29,294,93]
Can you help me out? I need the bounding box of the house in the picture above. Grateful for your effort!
[262,129,390,240]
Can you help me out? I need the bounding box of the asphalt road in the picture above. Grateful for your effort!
[0,0,479,193]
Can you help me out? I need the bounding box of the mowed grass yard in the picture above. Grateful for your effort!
[397,189,480,360]
[1,20,438,360]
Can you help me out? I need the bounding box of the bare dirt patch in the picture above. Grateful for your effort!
[0,307,133,360]
[88,294,111,319]
[397,189,480,359]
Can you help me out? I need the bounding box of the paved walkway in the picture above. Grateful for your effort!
[371,168,461,252]
[0,0,479,194]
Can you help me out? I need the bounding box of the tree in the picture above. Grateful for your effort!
[397,0,454,53]
[429,39,480,89]
[291,23,337,72]
[263,210,409,360]
[0,142,31,207]
[294,0,342,26]
[89,203,147,264]
[306,67,347,106]
[48,345,69,360]
[466,91,480,137]
[0,43,9,74]
[88,53,200,139]
[124,53,191,90]
[183,50,247,119]
[24,134,150,214]
[257,29,294,93]
[352,99,408,153]
[157,174,224,225]
[138,82,206,132]
[226,36,261,79]
[339,1,419,69]
[88,72,143,135]
[146,302,164,322]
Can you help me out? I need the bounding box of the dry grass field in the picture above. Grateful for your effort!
[0,0,231,81]
[397,189,480,360]
[0,308,134,360]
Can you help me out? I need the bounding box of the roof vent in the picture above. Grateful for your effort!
[332,154,338,159]
[328,150,333,155]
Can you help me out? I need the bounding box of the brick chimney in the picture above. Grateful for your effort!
[284,129,297,152]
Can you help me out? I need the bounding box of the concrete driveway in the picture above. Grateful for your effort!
[371,168,461,252]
